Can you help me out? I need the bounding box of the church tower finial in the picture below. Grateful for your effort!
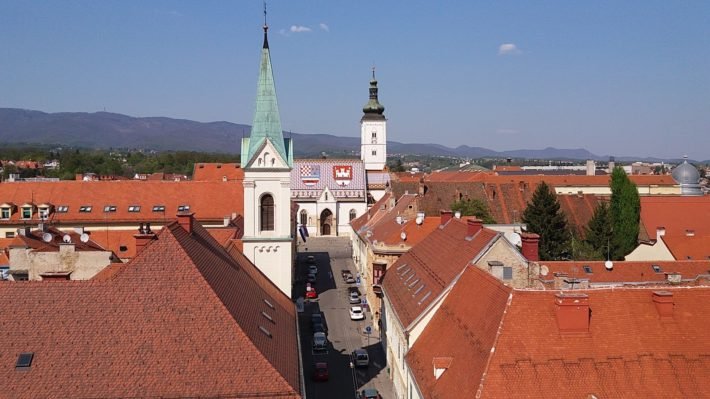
[262,1,269,49]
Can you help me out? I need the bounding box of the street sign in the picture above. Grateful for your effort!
[365,326,372,334]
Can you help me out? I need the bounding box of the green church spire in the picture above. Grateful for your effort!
[243,19,290,167]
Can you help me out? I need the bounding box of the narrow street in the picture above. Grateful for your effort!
[296,237,394,399]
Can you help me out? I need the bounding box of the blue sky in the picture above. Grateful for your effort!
[1,1,708,159]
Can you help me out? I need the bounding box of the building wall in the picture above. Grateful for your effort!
[361,120,387,171]
[625,238,675,261]
[296,200,366,237]
[473,238,531,289]
[9,245,113,280]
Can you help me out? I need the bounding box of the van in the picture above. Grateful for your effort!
[352,348,369,367]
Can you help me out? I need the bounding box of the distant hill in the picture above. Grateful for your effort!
[0,108,698,162]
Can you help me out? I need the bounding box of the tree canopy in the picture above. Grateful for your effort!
[522,181,571,260]
[450,198,496,223]
[609,167,641,259]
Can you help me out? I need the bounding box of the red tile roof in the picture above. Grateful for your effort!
[0,218,300,398]
[408,265,710,398]
[639,196,710,240]
[541,260,710,284]
[350,191,392,233]
[192,162,244,181]
[0,180,243,224]
[662,235,710,261]
[383,218,499,328]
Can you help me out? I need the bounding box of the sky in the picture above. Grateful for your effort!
[1,1,709,160]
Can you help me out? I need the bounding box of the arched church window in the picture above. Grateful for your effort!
[349,209,357,221]
[260,195,274,231]
[300,209,308,226]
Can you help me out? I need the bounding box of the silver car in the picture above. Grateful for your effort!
[313,332,328,351]
[349,291,360,304]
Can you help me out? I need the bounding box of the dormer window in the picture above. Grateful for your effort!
[56,206,69,213]
[128,205,141,212]
[21,207,32,220]
[38,205,52,219]
[103,205,117,213]
[152,205,165,212]
[0,207,10,220]
[79,206,92,213]
[177,205,190,212]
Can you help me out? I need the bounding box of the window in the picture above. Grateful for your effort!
[0,208,10,219]
[177,205,190,212]
[300,209,308,226]
[349,209,357,221]
[371,150,377,156]
[583,265,593,274]
[104,205,117,213]
[372,132,377,138]
[5,232,15,238]
[651,264,662,273]
[260,195,274,231]
[15,352,33,369]
[503,266,513,280]
[152,205,165,212]
[119,245,128,252]
[56,206,69,213]
[128,205,141,212]
[79,206,92,213]
[12,272,29,281]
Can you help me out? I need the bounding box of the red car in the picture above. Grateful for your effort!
[312,362,329,381]
[306,288,318,299]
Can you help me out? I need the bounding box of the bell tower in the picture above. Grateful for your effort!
[360,68,387,171]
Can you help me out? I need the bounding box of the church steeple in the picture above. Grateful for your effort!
[362,67,385,120]
[244,7,290,167]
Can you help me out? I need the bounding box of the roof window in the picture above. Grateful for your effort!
[583,265,593,274]
[152,205,165,212]
[119,245,128,252]
[103,205,117,213]
[259,325,272,338]
[177,205,190,212]
[261,311,274,323]
[15,352,33,369]
[128,205,141,212]
[56,206,69,213]
[79,206,92,213]
[263,298,275,309]
[651,264,663,273]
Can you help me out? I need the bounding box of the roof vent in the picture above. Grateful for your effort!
[15,352,34,370]
[555,293,590,335]
[652,291,674,320]
[686,229,695,237]
[433,357,453,380]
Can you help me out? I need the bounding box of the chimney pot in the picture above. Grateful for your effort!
[466,218,482,237]
[521,232,540,261]
[134,232,156,255]
[177,212,195,234]
[440,210,453,226]
[555,293,590,334]
[652,291,674,319]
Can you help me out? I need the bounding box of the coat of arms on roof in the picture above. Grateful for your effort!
[333,165,353,186]
[300,164,320,186]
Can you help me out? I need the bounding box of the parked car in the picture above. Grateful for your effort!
[307,255,316,264]
[312,362,329,382]
[311,313,323,326]
[348,291,360,304]
[359,388,381,399]
[312,322,326,334]
[307,273,317,284]
[345,274,356,284]
[308,265,318,275]
[352,348,369,367]
[349,306,365,321]
[312,332,328,351]
[306,288,318,299]
[341,269,352,280]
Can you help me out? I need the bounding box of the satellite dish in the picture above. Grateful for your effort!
[540,265,549,276]
[400,231,407,241]
[604,260,614,270]
[42,233,53,243]
[80,233,90,243]
[454,211,461,219]
[62,234,72,243]
[415,216,423,225]
[508,232,522,247]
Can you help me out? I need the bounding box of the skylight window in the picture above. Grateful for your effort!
[263,298,275,309]
[56,206,69,213]
[79,206,92,213]
[259,326,272,338]
[152,205,165,212]
[103,205,117,213]
[15,352,33,369]
[583,265,593,274]
[177,205,190,212]
[128,205,141,212]
[652,264,663,273]
[261,311,274,323]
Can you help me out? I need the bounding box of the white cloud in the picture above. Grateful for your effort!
[498,43,521,55]
[319,23,329,32]
[290,25,312,33]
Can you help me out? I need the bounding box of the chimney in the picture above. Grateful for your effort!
[134,223,157,254]
[18,227,31,237]
[555,293,590,334]
[521,233,540,261]
[224,215,231,227]
[440,210,453,226]
[652,291,674,320]
[177,212,195,234]
[466,218,482,238]
[656,226,666,238]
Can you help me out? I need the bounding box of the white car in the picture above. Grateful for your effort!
[349,306,365,321]
[348,291,360,304]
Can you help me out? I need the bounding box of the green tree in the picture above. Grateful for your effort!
[451,198,496,223]
[584,201,613,258]
[609,167,641,259]
[522,181,571,260]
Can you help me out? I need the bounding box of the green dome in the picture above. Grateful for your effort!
[362,78,385,115]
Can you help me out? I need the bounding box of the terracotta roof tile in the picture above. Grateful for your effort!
[663,235,710,260]
[639,196,710,240]
[541,260,710,284]
[0,218,300,398]
[192,163,243,181]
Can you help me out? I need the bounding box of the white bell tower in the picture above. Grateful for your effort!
[361,69,387,171]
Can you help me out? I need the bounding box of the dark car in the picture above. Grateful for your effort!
[359,388,381,399]
[312,362,329,382]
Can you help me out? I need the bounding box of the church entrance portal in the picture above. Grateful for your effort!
[320,209,333,236]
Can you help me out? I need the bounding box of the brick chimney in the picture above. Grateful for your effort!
[521,233,540,261]
[440,210,453,226]
[555,293,590,334]
[177,212,195,234]
[134,223,156,254]
[466,218,482,238]
[652,291,674,320]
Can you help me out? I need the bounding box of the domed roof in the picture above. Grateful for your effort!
[672,160,700,185]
